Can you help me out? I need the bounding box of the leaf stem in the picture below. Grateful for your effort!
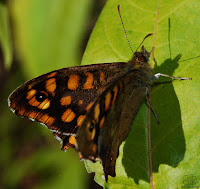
[147,92,154,189]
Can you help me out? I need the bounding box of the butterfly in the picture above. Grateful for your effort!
[8,5,191,182]
[8,44,191,181]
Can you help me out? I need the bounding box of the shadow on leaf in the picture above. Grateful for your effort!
[122,54,186,184]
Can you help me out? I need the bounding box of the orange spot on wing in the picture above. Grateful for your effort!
[26,89,36,100]
[62,145,70,151]
[78,154,83,160]
[47,72,57,78]
[99,116,105,129]
[86,102,94,111]
[10,101,17,109]
[68,74,79,90]
[38,114,50,123]
[78,100,83,105]
[69,136,76,146]
[17,107,26,116]
[77,115,86,127]
[84,72,94,89]
[38,99,50,109]
[92,144,97,154]
[46,116,55,126]
[28,85,33,90]
[60,96,71,106]
[28,96,50,110]
[112,85,118,105]
[25,111,37,118]
[105,92,111,111]
[32,111,43,121]
[62,136,77,151]
[61,109,76,123]
[46,78,56,94]
[28,97,40,107]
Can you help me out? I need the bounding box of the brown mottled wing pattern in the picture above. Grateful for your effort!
[8,63,126,147]
[98,70,150,180]
[76,50,153,181]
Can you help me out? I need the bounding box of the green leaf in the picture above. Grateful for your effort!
[82,0,200,188]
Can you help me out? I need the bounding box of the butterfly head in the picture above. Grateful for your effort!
[133,46,150,65]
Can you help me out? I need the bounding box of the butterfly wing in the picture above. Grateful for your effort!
[8,63,126,140]
[52,132,77,151]
[76,66,152,181]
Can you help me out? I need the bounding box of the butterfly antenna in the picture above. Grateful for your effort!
[118,5,134,55]
[135,33,153,52]
[118,5,153,53]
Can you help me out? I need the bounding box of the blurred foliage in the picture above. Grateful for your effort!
[0,1,12,69]
[0,0,105,189]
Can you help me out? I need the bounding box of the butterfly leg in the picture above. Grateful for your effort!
[145,86,160,125]
[152,73,192,80]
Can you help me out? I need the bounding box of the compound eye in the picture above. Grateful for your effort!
[35,92,47,102]
[138,56,144,62]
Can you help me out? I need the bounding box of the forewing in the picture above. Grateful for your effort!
[8,63,126,137]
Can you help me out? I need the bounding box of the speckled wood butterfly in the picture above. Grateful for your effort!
[8,5,191,182]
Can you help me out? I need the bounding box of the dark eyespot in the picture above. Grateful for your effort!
[89,123,94,132]
[35,92,47,102]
